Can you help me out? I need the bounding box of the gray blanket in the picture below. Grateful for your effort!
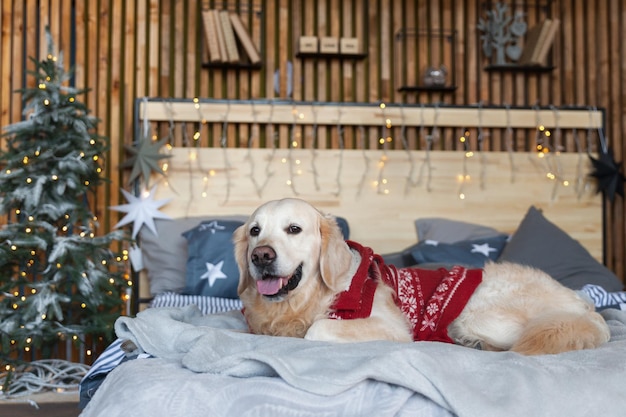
[109,306,626,417]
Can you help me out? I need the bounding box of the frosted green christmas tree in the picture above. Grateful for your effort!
[0,30,129,370]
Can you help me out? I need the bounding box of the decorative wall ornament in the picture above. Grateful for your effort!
[589,147,625,202]
[477,2,527,65]
[423,65,448,87]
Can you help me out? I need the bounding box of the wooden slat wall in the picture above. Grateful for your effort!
[1,0,625,285]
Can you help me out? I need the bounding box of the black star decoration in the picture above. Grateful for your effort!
[588,147,625,202]
[120,137,172,186]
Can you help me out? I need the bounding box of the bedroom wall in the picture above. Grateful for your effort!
[1,0,625,285]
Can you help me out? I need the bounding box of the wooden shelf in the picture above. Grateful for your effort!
[295,52,367,60]
[201,62,262,70]
[398,85,458,93]
[484,64,555,73]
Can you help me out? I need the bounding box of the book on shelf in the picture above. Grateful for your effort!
[212,10,229,63]
[201,9,261,66]
[201,9,222,62]
[229,12,261,64]
[218,10,240,63]
[519,18,553,65]
[531,19,560,65]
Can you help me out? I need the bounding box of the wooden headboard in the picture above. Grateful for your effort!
[132,99,605,305]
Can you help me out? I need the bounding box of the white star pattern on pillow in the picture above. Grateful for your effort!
[198,221,226,234]
[471,243,498,257]
[201,260,228,287]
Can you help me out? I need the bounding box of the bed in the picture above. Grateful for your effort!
[79,100,626,417]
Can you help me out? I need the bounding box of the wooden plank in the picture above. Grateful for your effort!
[342,0,355,103]
[150,147,603,261]
[60,0,72,61]
[250,0,262,99]
[0,0,13,144]
[108,0,123,215]
[148,0,159,97]
[380,0,391,101]
[85,0,98,115]
[139,100,604,129]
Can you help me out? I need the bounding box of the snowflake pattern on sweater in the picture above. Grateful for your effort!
[330,241,483,343]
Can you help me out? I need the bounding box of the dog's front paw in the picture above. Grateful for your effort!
[304,319,339,342]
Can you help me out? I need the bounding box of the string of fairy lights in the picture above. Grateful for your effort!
[137,100,602,208]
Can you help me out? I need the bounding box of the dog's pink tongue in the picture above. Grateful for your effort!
[257,278,284,295]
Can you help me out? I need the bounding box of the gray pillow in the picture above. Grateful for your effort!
[139,215,247,295]
[497,206,623,292]
[415,218,504,243]
[410,235,509,268]
[182,219,244,299]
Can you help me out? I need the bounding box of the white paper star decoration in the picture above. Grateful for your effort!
[201,261,228,287]
[109,186,172,239]
[471,243,498,257]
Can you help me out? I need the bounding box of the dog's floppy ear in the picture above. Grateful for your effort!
[233,224,253,296]
[319,214,353,292]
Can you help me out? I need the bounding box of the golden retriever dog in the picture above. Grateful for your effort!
[233,198,610,355]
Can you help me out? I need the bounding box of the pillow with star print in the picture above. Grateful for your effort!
[182,219,245,299]
[408,235,509,268]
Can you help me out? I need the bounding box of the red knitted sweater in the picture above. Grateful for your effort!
[329,241,483,343]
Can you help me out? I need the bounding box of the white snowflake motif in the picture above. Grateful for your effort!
[397,271,415,299]
[402,295,419,326]
[432,292,445,303]
[426,302,440,316]
[441,275,456,285]
[420,316,437,331]
[436,282,449,293]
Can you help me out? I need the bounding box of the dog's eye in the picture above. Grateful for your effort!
[250,226,260,236]
[287,225,301,234]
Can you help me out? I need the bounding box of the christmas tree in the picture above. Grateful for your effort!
[0,29,129,374]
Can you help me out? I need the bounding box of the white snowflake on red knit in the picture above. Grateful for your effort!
[426,302,440,316]
[421,316,437,331]
[397,269,420,327]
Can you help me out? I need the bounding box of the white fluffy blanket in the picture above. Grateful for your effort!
[83,306,626,417]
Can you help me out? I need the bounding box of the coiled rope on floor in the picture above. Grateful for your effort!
[0,359,90,398]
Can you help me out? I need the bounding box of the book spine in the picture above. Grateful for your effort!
[229,12,261,64]
[212,9,229,63]
[219,10,240,63]
[533,19,560,65]
[201,9,222,62]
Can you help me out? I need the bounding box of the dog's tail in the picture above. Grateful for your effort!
[511,311,610,355]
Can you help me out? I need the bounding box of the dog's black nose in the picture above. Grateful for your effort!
[251,245,276,267]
